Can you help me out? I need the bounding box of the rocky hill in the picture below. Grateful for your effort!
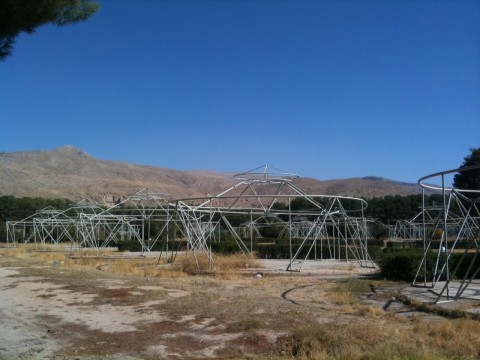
[0,146,421,204]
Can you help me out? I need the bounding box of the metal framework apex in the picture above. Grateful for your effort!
[234,164,300,181]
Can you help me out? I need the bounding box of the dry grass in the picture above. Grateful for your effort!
[1,243,37,255]
[411,317,480,359]
[286,316,480,360]
[213,252,260,270]
[278,279,480,360]
[0,244,260,279]
[326,278,371,306]
[171,252,260,278]
[3,244,480,359]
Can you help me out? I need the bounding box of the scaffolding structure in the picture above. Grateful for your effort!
[173,165,375,270]
[413,165,480,303]
[78,189,174,252]
[6,207,46,246]
[388,202,470,243]
[4,165,376,272]
[5,191,176,254]
[6,201,108,249]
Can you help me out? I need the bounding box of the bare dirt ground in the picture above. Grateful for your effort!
[1,247,480,360]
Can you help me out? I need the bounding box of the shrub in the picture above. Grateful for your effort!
[367,246,383,261]
[377,249,480,282]
[116,239,187,252]
[377,249,431,282]
[450,252,480,280]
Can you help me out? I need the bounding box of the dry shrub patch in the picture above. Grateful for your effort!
[288,319,457,360]
[173,252,260,277]
[1,243,37,255]
[281,280,480,360]
[2,244,259,279]
[412,317,480,359]
[326,278,372,306]
[282,309,480,360]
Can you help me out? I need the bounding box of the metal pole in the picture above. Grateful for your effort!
[289,197,293,269]
[250,210,253,257]
[442,174,450,299]
[422,187,427,286]
[166,203,169,256]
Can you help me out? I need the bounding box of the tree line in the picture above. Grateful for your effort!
[0,193,442,242]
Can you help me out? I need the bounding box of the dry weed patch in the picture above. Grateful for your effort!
[326,278,371,306]
[1,245,260,279]
[1,243,37,256]
[172,252,260,277]
[411,317,480,359]
[281,279,480,360]
[283,309,480,360]
[4,244,480,359]
[288,319,448,360]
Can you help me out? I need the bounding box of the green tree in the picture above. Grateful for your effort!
[453,148,480,192]
[0,196,74,241]
[0,0,99,60]
[369,221,389,239]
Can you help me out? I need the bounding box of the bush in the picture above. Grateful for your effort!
[370,222,389,239]
[367,246,383,261]
[367,238,386,247]
[377,249,480,282]
[377,249,432,282]
[211,241,245,254]
[117,239,187,252]
[450,252,480,280]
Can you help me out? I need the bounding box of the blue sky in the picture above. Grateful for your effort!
[1,0,479,184]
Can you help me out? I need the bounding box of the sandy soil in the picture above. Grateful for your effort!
[0,251,431,359]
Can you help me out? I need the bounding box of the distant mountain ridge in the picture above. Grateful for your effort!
[0,146,422,204]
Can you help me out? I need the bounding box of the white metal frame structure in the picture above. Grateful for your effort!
[173,165,375,271]
[78,188,176,253]
[388,201,471,243]
[5,207,51,246]
[413,165,480,303]
[286,198,374,271]
[34,201,106,250]
[4,166,376,272]
[4,191,179,254]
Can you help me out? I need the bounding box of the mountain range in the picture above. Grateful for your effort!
[0,146,421,205]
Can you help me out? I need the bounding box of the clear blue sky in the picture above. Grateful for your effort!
[1,0,479,184]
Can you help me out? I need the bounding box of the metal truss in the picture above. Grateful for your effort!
[286,197,374,271]
[5,207,46,246]
[174,165,375,271]
[78,213,141,250]
[388,202,469,242]
[4,166,376,273]
[4,190,177,254]
[34,216,76,245]
[78,188,176,253]
[413,165,480,302]
[389,221,424,242]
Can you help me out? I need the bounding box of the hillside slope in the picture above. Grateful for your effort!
[0,146,421,203]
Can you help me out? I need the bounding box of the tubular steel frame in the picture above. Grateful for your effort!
[77,188,176,253]
[4,165,376,272]
[413,165,480,303]
[174,165,375,271]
